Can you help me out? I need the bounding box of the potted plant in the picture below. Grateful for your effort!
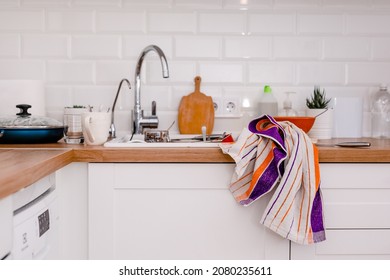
[306,86,333,139]
[306,86,331,109]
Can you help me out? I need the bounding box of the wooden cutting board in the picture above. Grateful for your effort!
[178,76,214,134]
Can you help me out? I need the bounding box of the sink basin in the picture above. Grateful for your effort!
[104,134,221,148]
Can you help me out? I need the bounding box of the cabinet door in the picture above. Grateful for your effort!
[88,163,289,260]
[291,230,390,260]
[321,163,390,229]
[291,163,390,260]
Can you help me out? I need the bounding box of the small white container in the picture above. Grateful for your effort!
[306,108,334,140]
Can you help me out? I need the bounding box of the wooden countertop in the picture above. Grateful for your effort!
[0,148,73,199]
[1,137,390,199]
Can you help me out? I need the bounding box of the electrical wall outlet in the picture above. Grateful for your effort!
[222,97,241,117]
[212,97,222,116]
[213,96,241,118]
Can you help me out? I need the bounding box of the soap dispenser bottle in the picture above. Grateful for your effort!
[258,85,278,116]
[279,92,298,116]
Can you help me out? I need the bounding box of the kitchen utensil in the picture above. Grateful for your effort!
[170,132,228,143]
[315,141,371,148]
[63,106,87,144]
[144,129,170,142]
[166,120,175,131]
[201,125,206,142]
[143,121,175,143]
[313,108,329,118]
[178,76,214,134]
[82,111,111,145]
[0,104,64,144]
[273,116,315,133]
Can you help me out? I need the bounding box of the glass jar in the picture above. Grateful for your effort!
[63,107,87,144]
[371,85,390,138]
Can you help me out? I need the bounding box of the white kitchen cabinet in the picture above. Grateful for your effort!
[291,163,390,260]
[56,162,89,259]
[88,163,289,260]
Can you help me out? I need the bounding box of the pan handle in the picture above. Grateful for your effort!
[0,130,3,138]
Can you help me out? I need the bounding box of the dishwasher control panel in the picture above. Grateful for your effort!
[10,174,59,260]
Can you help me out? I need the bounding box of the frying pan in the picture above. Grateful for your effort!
[0,104,64,144]
[0,127,64,144]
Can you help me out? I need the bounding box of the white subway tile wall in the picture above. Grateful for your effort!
[148,12,195,33]
[0,10,44,31]
[248,13,295,35]
[0,0,390,135]
[175,36,221,58]
[71,35,121,59]
[95,60,136,84]
[47,11,94,32]
[297,14,344,35]
[0,35,20,57]
[224,36,271,58]
[323,37,370,60]
[198,13,246,34]
[0,60,45,80]
[248,62,295,84]
[372,38,390,60]
[46,61,94,84]
[297,62,345,85]
[96,11,145,33]
[273,37,322,59]
[22,35,69,58]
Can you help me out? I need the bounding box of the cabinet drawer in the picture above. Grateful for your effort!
[321,163,390,189]
[113,163,235,189]
[320,163,390,229]
[322,188,390,228]
[291,229,390,260]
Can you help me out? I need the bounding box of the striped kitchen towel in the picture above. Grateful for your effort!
[220,115,325,245]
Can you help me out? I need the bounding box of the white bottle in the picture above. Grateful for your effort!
[371,84,390,138]
[258,85,278,116]
[279,92,298,116]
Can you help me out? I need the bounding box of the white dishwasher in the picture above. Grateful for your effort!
[0,196,13,260]
[9,173,59,260]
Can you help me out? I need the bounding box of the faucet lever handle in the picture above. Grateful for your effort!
[151,101,157,116]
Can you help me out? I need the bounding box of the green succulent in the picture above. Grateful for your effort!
[306,86,331,109]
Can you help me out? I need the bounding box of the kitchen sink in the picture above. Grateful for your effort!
[104,134,222,148]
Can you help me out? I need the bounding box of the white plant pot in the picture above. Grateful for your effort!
[306,108,334,139]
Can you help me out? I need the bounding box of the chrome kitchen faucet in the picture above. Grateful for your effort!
[110,78,131,139]
[133,45,170,134]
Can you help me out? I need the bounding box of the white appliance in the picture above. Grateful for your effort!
[9,174,59,260]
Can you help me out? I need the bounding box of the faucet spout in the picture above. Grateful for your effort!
[133,45,170,134]
[110,78,131,138]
